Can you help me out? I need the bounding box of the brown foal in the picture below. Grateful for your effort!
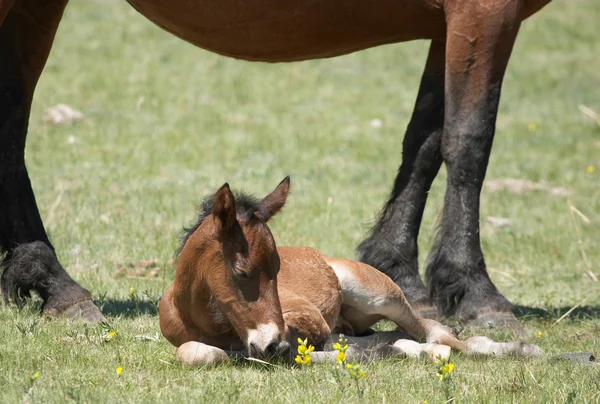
[160,178,542,365]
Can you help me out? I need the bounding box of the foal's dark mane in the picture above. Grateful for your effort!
[175,190,266,260]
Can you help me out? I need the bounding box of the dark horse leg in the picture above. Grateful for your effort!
[0,0,103,322]
[358,40,445,318]
[426,1,522,328]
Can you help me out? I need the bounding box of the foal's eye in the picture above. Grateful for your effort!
[235,270,252,279]
[232,265,253,280]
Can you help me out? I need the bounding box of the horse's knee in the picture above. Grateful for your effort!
[159,286,196,347]
[283,310,331,347]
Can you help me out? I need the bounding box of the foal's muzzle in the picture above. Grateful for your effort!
[248,338,290,359]
[246,322,290,359]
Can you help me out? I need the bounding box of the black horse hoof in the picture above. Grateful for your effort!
[2,241,105,324]
[462,312,524,338]
[44,299,106,324]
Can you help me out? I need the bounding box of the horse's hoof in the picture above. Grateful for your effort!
[463,312,524,338]
[44,299,106,324]
[177,341,229,366]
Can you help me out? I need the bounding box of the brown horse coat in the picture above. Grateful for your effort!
[160,179,542,365]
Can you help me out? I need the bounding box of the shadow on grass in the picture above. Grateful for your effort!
[514,305,600,321]
[97,298,159,318]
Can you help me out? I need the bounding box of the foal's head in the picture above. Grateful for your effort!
[179,177,291,358]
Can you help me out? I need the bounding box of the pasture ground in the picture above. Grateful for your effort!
[1,0,599,402]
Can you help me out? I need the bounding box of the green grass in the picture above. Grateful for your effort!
[2,0,600,402]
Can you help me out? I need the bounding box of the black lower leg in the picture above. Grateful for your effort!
[427,7,521,327]
[427,106,514,322]
[358,41,445,314]
[0,0,103,322]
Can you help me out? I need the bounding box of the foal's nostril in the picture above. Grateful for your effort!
[248,342,260,358]
[266,341,279,356]
[266,340,290,357]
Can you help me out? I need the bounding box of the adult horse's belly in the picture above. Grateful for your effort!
[126,0,445,62]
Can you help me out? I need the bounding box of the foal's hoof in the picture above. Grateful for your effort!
[44,299,106,324]
[463,312,524,338]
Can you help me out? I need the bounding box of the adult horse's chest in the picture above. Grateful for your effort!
[126,0,445,62]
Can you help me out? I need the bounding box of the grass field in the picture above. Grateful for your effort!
[1,0,600,402]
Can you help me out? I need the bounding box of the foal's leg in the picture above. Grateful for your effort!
[357,40,445,318]
[278,287,333,347]
[324,256,447,342]
[426,1,523,328]
[324,256,541,358]
[177,341,231,366]
[0,1,103,322]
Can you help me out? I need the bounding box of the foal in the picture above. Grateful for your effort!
[160,178,542,365]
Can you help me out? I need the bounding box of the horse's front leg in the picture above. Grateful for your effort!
[358,40,445,319]
[0,0,103,322]
[427,0,523,329]
[177,341,231,366]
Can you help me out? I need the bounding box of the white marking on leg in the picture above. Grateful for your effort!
[177,341,229,366]
[465,336,543,358]
[393,339,451,361]
[246,322,280,354]
[329,262,389,310]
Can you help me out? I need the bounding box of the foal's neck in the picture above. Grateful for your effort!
[175,233,236,337]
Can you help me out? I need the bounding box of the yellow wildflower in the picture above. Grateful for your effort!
[537,331,543,338]
[336,351,346,364]
[587,166,595,173]
[435,359,455,382]
[295,354,311,365]
[333,342,348,353]
[129,285,135,296]
[442,362,455,375]
[295,337,314,366]
[528,123,537,132]
[116,366,123,375]
[28,371,40,381]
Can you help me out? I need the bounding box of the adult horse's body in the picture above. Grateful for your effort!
[160,178,542,365]
[0,0,552,325]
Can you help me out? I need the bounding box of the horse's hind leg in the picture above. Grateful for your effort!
[323,256,445,342]
[426,0,523,330]
[324,257,542,359]
[0,0,103,322]
[357,40,445,319]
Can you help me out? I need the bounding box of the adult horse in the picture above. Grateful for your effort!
[0,0,551,326]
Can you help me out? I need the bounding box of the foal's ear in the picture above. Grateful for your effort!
[212,183,237,239]
[257,176,290,222]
